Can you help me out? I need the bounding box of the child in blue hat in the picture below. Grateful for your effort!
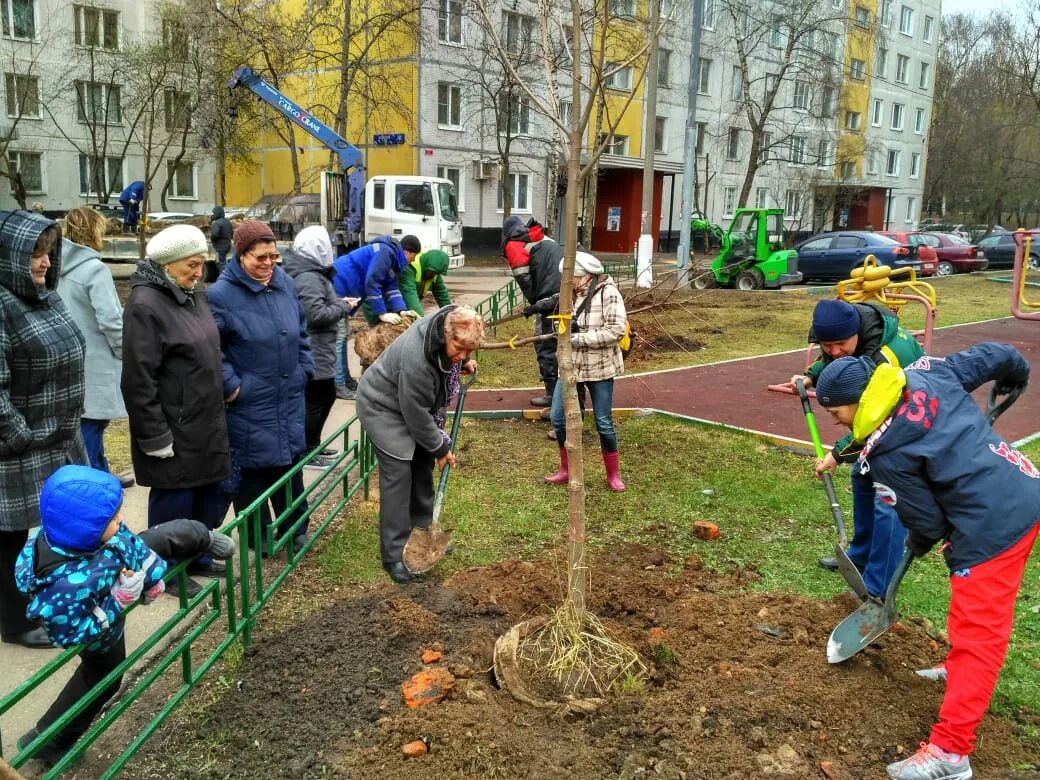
[14,465,234,768]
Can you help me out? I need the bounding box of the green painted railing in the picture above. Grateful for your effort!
[1,417,375,778]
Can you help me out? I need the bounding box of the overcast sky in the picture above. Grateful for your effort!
[940,0,1006,16]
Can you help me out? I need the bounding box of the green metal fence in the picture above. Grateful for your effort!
[1,417,375,779]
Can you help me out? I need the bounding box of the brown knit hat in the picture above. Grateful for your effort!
[233,219,276,256]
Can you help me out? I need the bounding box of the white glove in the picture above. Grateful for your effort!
[112,569,146,609]
[379,312,403,325]
[145,443,175,459]
[402,309,422,320]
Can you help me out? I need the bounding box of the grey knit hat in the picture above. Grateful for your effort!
[146,224,208,265]
[816,356,876,407]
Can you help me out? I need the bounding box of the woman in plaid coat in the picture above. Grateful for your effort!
[0,210,87,648]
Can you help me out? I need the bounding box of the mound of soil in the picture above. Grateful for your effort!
[123,544,1037,779]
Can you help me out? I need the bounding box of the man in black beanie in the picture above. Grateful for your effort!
[791,298,925,597]
[814,344,1037,780]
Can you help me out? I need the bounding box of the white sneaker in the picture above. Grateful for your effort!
[887,742,972,779]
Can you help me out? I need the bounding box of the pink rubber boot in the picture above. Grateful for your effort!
[544,448,569,484]
[602,450,626,492]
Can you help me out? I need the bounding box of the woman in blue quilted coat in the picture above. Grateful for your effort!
[207,220,314,553]
[0,210,87,649]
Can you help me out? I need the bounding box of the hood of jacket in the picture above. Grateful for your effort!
[850,361,907,442]
[212,206,225,219]
[0,209,61,301]
[502,215,529,243]
[419,249,450,276]
[421,303,457,373]
[292,225,334,269]
[60,238,102,276]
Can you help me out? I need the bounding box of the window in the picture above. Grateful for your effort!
[74,5,119,50]
[657,48,671,87]
[1,0,34,39]
[866,149,878,175]
[166,160,196,199]
[905,197,916,223]
[76,81,121,124]
[164,90,190,131]
[78,154,122,196]
[764,73,776,98]
[844,111,861,130]
[793,80,810,111]
[436,165,463,210]
[910,152,920,178]
[559,100,572,128]
[915,108,926,134]
[890,103,904,131]
[498,172,530,212]
[886,149,900,176]
[840,160,856,179]
[702,0,715,29]
[919,62,930,90]
[818,139,833,168]
[438,0,462,44]
[4,72,38,117]
[821,86,836,118]
[695,122,706,155]
[824,31,839,60]
[854,5,870,27]
[438,83,462,128]
[880,0,892,26]
[899,5,913,35]
[790,135,806,165]
[785,190,802,218]
[731,65,742,100]
[654,116,666,153]
[871,99,883,127]
[755,187,767,208]
[697,58,711,95]
[397,182,435,215]
[723,186,735,216]
[726,127,740,159]
[498,94,530,135]
[660,0,671,16]
[609,0,635,17]
[503,12,533,54]
[875,47,888,78]
[559,25,573,66]
[162,17,188,61]
[760,131,772,163]
[895,54,909,84]
[769,17,782,48]
[923,15,934,43]
[850,58,866,80]
[835,235,867,248]
[7,150,41,192]
[605,63,633,90]
[598,133,628,156]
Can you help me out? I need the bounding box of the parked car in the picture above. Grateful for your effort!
[907,232,988,276]
[920,223,970,240]
[976,232,1040,270]
[876,231,938,276]
[146,211,196,223]
[86,203,124,221]
[966,224,1008,242]
[793,231,926,282]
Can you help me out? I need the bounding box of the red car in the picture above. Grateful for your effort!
[877,231,938,276]
[913,232,989,275]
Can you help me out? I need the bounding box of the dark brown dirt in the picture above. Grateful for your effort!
[122,543,1038,779]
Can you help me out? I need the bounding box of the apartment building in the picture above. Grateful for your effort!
[0,0,216,215]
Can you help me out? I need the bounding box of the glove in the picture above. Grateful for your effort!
[143,580,166,604]
[522,304,536,318]
[570,335,581,349]
[379,312,403,325]
[995,377,1028,397]
[145,443,175,459]
[402,309,422,321]
[907,533,936,557]
[112,568,146,609]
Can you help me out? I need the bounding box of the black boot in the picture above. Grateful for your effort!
[530,377,556,407]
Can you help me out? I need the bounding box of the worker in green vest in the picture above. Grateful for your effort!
[397,235,452,316]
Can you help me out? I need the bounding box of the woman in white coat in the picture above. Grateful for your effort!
[58,207,132,488]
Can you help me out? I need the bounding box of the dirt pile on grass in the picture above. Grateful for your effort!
[122,543,1037,779]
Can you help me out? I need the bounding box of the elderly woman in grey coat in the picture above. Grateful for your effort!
[0,210,87,648]
[355,304,483,583]
[281,226,350,469]
[58,207,132,488]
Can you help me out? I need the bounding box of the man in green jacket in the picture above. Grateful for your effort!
[398,235,452,316]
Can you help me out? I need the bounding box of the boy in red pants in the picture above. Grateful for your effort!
[814,343,1038,780]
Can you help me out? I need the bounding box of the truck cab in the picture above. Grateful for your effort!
[365,176,464,268]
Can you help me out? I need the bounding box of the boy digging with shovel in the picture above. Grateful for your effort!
[814,343,1039,780]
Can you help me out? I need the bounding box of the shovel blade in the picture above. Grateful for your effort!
[826,598,897,663]
[402,526,453,574]
[835,548,869,600]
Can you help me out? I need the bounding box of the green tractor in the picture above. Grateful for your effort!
[691,208,802,291]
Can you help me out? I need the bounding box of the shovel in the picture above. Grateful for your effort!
[827,381,1023,663]
[402,367,478,574]
[795,378,869,600]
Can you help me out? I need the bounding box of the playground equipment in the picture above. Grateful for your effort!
[691,208,802,291]
[1010,230,1040,321]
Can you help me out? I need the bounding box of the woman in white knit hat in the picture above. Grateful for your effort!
[121,224,231,594]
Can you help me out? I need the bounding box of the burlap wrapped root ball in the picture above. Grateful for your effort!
[352,311,425,365]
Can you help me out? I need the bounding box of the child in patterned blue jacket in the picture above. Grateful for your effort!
[14,465,234,768]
